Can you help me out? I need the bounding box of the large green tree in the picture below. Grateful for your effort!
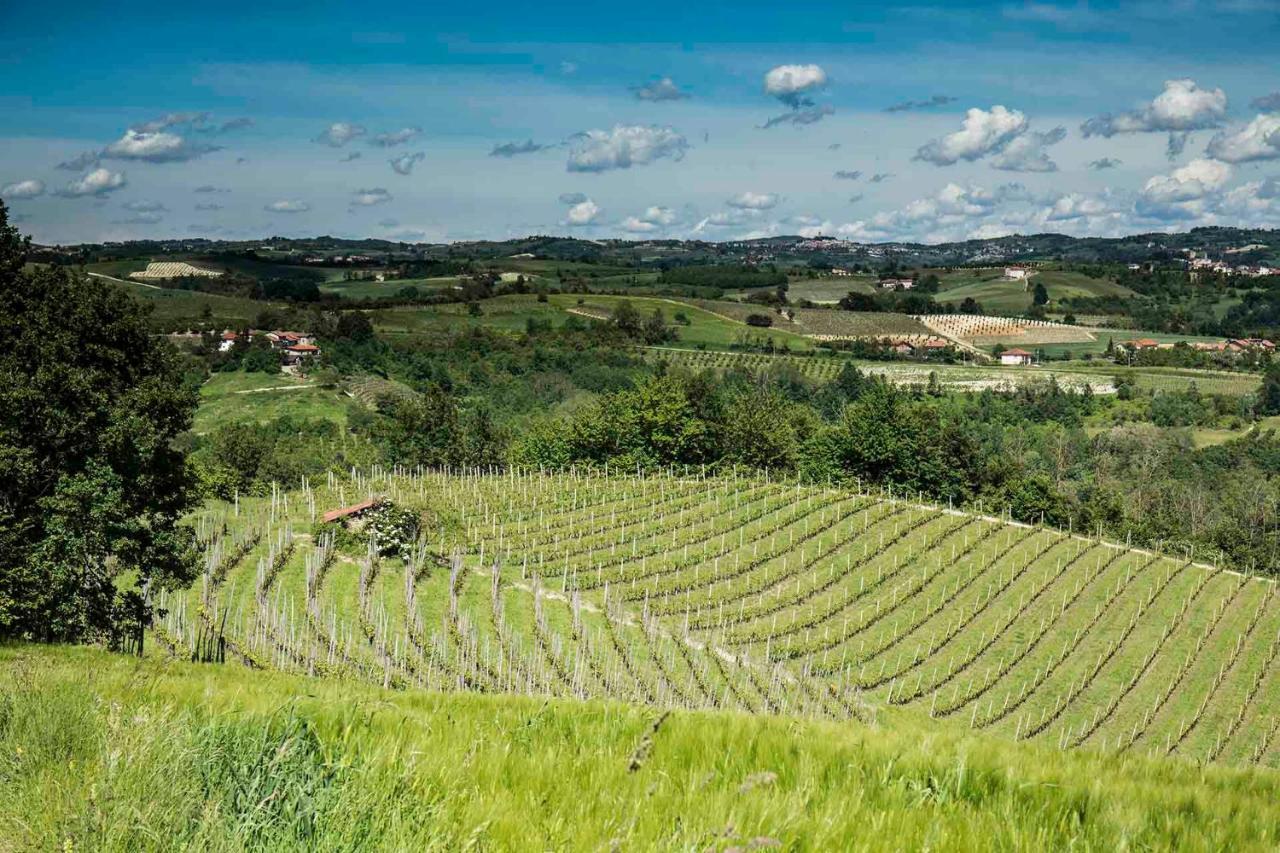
[0,202,200,643]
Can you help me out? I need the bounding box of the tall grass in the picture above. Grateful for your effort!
[4,645,1280,850]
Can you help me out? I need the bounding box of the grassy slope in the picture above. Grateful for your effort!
[934,269,1136,315]
[193,371,357,433]
[5,645,1280,851]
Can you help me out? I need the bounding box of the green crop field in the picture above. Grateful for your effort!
[192,372,358,433]
[642,347,1117,392]
[319,276,461,299]
[745,276,878,304]
[934,268,1136,315]
[681,298,928,340]
[148,468,1280,780]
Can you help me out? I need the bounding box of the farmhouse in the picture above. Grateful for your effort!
[880,278,914,290]
[829,267,853,277]
[1000,347,1034,366]
[1003,266,1031,280]
[218,330,240,352]
[1121,338,1161,351]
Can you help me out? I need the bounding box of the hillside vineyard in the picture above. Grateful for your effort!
[160,467,1280,768]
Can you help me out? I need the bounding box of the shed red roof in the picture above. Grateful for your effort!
[322,498,379,524]
[1002,348,1033,356]
[287,343,320,352]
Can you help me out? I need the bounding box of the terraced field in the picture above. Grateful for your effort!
[160,468,1280,769]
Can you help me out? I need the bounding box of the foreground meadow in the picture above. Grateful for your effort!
[3,645,1280,850]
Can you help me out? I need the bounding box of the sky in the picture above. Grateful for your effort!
[1,0,1278,245]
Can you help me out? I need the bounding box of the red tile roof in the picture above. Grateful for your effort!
[287,343,320,352]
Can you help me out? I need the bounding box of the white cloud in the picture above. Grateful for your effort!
[1082,79,1227,137]
[633,77,688,102]
[558,192,588,205]
[131,111,208,133]
[1141,158,1233,204]
[389,152,425,175]
[640,205,677,225]
[1046,192,1113,221]
[1206,114,1280,163]
[370,127,421,147]
[622,216,658,233]
[914,106,1029,166]
[726,192,779,210]
[566,125,688,173]
[1,179,45,200]
[991,126,1066,172]
[315,122,367,147]
[265,200,311,213]
[102,129,219,163]
[113,212,164,225]
[763,64,828,108]
[564,199,601,226]
[351,188,393,207]
[56,168,126,197]
[622,205,679,232]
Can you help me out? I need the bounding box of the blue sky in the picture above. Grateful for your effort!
[2,0,1278,244]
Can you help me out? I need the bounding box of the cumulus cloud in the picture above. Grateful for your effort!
[991,125,1066,172]
[1259,177,1280,200]
[351,187,393,207]
[370,127,421,147]
[564,199,601,226]
[762,105,834,129]
[1081,79,1227,137]
[1252,92,1280,112]
[632,77,688,102]
[1138,157,1233,221]
[566,125,688,173]
[1046,192,1114,221]
[490,140,551,158]
[265,200,311,213]
[210,116,254,134]
[56,168,126,197]
[834,170,862,180]
[315,122,367,147]
[558,192,588,205]
[727,192,779,210]
[623,205,679,232]
[835,182,1002,242]
[389,152,425,175]
[1206,113,1280,163]
[0,179,45,200]
[885,95,956,112]
[102,129,220,163]
[1089,157,1122,170]
[56,151,100,171]
[914,105,1029,166]
[763,64,828,108]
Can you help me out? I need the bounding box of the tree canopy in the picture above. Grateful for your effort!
[0,202,200,643]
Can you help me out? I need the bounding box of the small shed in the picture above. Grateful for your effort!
[322,498,383,528]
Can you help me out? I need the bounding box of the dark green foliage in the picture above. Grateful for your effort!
[659,265,786,290]
[745,313,774,327]
[0,202,199,642]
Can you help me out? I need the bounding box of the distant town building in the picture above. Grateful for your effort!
[1003,266,1031,280]
[880,278,914,290]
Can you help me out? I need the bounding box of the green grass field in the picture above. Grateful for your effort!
[7,643,1280,850]
[372,294,818,351]
[934,269,1136,315]
[319,276,460,300]
[193,371,357,433]
[740,275,878,304]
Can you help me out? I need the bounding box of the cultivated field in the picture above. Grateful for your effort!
[642,348,1117,393]
[157,468,1280,773]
